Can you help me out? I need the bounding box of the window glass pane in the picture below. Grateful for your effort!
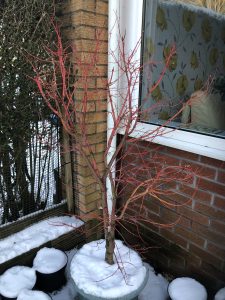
[140,0,225,138]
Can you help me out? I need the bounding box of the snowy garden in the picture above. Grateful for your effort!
[0,216,224,299]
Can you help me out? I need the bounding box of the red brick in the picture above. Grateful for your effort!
[178,206,209,226]
[201,261,225,280]
[122,154,137,166]
[175,227,205,247]
[153,153,180,166]
[169,255,186,270]
[160,228,188,249]
[192,223,225,246]
[214,195,225,210]
[146,210,161,225]
[196,165,216,180]
[139,219,160,234]
[200,156,225,169]
[125,205,161,230]
[165,192,192,207]
[139,141,163,152]
[179,160,216,181]
[180,185,212,204]
[198,178,225,196]
[207,242,225,259]
[218,171,225,184]
[189,244,222,268]
[210,220,225,236]
[160,207,191,228]
[194,202,225,221]
[145,198,160,215]
[165,147,199,162]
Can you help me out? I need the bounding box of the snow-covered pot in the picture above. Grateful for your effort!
[17,289,52,300]
[0,266,36,300]
[215,287,225,300]
[168,277,207,300]
[70,240,149,300]
[33,247,67,293]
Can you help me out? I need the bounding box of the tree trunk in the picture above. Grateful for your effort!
[62,129,74,213]
[13,139,35,215]
[2,144,20,221]
[105,220,115,265]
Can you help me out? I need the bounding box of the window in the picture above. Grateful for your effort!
[109,0,225,160]
[141,0,225,138]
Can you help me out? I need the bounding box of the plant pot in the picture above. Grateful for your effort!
[168,277,207,300]
[71,240,149,300]
[17,289,52,300]
[0,295,16,300]
[74,266,149,300]
[0,266,36,300]
[33,247,67,293]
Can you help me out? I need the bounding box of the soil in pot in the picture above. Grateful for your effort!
[33,247,67,293]
[0,266,36,300]
[70,240,148,300]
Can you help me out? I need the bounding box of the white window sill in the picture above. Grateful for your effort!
[118,122,225,161]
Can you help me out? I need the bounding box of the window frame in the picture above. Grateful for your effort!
[109,0,225,161]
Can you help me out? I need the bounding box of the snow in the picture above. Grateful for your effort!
[168,277,207,300]
[0,266,36,298]
[52,247,170,300]
[2,245,211,300]
[33,247,67,274]
[17,289,51,300]
[139,264,168,300]
[0,222,212,300]
[215,288,225,300]
[0,216,83,264]
[70,239,147,299]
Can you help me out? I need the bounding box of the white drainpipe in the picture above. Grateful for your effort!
[107,0,120,217]
[107,0,143,217]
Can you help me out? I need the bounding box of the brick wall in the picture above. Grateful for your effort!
[119,139,225,298]
[59,0,108,224]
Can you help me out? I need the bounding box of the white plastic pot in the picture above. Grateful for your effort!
[168,277,207,300]
[33,247,67,293]
[74,267,149,300]
[17,289,52,300]
[71,240,149,300]
[0,266,36,300]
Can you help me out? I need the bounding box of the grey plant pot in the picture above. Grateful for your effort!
[74,265,149,300]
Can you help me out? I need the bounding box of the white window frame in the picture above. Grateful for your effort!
[108,0,225,161]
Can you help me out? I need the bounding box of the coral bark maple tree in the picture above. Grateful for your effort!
[30,23,196,265]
